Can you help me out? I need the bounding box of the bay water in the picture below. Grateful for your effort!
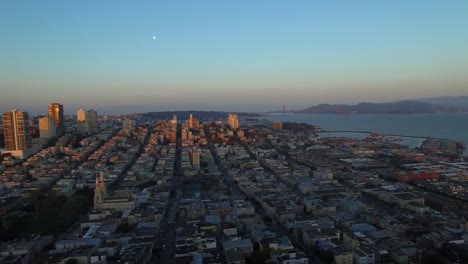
[258,113,468,155]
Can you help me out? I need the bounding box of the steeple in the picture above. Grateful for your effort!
[94,171,106,208]
[100,171,107,196]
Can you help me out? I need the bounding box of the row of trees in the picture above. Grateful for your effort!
[1,188,94,241]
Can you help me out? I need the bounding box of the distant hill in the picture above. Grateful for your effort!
[295,100,467,114]
[413,96,468,108]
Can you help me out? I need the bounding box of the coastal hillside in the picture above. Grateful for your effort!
[295,100,467,114]
[414,96,468,108]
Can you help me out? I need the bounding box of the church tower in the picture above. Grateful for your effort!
[94,171,107,208]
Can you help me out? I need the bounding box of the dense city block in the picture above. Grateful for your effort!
[1,109,468,264]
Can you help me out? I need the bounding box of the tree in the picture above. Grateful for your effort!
[0,221,17,241]
[263,216,273,224]
[116,223,134,233]
[74,187,95,203]
[2,189,94,237]
[65,258,78,264]
[246,247,270,264]
[318,250,334,263]
[61,194,89,226]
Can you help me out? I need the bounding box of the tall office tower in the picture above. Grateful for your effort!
[76,108,88,134]
[48,103,64,134]
[38,115,57,139]
[2,110,32,151]
[87,109,98,134]
[189,114,193,128]
[227,113,239,129]
[77,108,87,121]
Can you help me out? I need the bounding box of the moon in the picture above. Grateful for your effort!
[152,36,156,40]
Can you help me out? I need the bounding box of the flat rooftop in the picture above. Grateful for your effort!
[392,192,421,200]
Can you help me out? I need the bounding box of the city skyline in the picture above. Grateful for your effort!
[2,1,468,114]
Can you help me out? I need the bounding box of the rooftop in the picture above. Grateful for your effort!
[392,192,421,201]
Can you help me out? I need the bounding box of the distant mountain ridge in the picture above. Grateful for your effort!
[413,96,468,108]
[295,100,468,114]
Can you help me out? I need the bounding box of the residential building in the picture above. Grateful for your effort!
[77,108,87,122]
[76,108,98,134]
[272,121,283,130]
[333,246,353,264]
[2,109,32,151]
[123,118,136,131]
[228,113,239,129]
[276,250,308,264]
[87,109,98,133]
[77,108,88,134]
[192,148,201,169]
[48,103,64,134]
[38,115,56,139]
[353,246,376,264]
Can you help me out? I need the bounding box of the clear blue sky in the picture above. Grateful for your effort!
[1,0,468,114]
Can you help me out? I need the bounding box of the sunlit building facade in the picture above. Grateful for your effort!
[77,108,87,121]
[48,103,64,134]
[272,121,283,130]
[191,148,201,169]
[2,109,32,151]
[227,113,239,129]
[76,108,98,135]
[38,115,57,139]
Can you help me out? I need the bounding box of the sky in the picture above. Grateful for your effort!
[1,0,468,115]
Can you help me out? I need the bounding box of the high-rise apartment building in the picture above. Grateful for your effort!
[191,148,201,169]
[272,121,283,130]
[39,115,57,139]
[184,114,200,129]
[227,113,239,129]
[123,118,136,131]
[2,110,32,151]
[76,108,98,135]
[189,114,193,128]
[77,108,87,121]
[87,109,98,133]
[48,103,64,134]
[76,108,87,134]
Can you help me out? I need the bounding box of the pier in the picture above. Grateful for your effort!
[316,130,445,140]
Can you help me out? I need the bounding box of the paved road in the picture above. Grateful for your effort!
[156,123,182,263]
[157,221,177,263]
[205,125,317,263]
